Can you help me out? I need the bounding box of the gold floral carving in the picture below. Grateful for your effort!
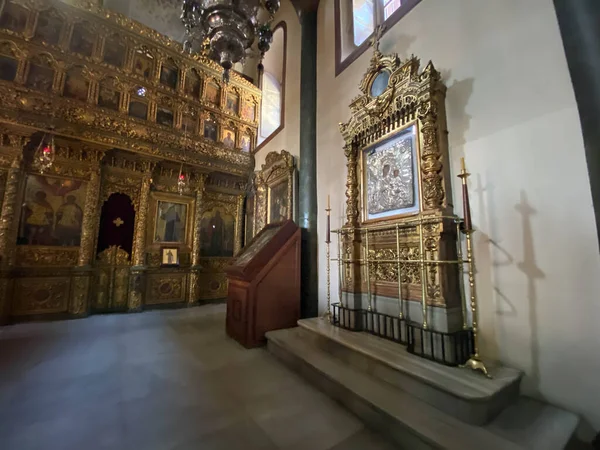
[188,174,206,303]
[12,278,70,315]
[234,194,244,255]
[16,247,79,267]
[0,156,22,268]
[340,54,451,218]
[78,166,102,266]
[147,275,185,305]
[69,275,89,316]
[132,173,152,266]
[97,246,131,265]
[0,0,259,178]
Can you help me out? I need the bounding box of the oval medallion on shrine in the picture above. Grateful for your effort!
[370,70,390,97]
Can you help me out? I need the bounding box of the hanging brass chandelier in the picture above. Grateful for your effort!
[181,0,280,82]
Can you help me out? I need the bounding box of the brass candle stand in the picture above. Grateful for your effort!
[323,196,332,323]
[458,159,492,378]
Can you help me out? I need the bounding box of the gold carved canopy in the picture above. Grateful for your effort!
[339,47,454,227]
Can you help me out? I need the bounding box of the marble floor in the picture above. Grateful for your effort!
[0,304,396,450]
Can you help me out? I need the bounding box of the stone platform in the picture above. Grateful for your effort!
[266,318,579,450]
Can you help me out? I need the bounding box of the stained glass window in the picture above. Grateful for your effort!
[259,72,281,143]
[383,0,402,20]
[352,0,374,46]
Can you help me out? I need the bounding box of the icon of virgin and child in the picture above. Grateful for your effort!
[18,176,85,247]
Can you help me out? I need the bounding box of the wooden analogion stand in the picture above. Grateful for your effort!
[224,220,301,348]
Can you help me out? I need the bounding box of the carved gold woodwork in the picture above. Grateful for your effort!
[0,0,260,180]
[246,150,297,242]
[11,277,70,316]
[146,272,187,305]
[0,1,258,322]
[94,246,131,311]
[146,190,195,252]
[198,258,230,300]
[16,247,79,267]
[338,47,459,310]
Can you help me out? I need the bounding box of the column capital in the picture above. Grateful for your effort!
[290,0,320,17]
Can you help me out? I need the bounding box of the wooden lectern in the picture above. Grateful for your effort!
[225,220,301,348]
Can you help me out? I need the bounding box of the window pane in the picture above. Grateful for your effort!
[259,72,281,143]
[352,0,374,46]
[383,0,402,20]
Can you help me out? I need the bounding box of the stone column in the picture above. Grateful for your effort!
[554,0,600,250]
[128,172,151,311]
[70,164,102,317]
[188,174,206,305]
[234,194,244,256]
[298,10,319,319]
[0,155,22,324]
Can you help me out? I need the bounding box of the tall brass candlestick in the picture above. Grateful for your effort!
[458,159,491,378]
[323,196,332,323]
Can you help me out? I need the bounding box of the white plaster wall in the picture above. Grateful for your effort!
[253,0,302,169]
[316,0,600,432]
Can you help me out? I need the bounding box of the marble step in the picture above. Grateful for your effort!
[266,325,579,450]
[297,317,522,426]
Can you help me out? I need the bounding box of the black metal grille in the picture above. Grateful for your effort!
[331,303,474,366]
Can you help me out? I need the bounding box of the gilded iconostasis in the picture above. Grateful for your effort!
[0,0,260,323]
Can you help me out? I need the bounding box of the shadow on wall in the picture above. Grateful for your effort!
[446,76,474,154]
[379,34,416,61]
[515,190,545,397]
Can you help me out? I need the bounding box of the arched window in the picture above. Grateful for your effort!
[352,0,374,46]
[259,72,281,143]
[258,23,286,147]
[336,0,421,74]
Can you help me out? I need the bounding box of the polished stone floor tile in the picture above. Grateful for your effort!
[0,305,395,450]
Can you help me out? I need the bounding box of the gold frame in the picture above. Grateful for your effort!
[147,191,195,250]
[267,177,291,224]
[359,121,424,224]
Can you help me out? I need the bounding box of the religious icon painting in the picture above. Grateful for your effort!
[0,2,28,33]
[225,93,239,114]
[34,10,63,46]
[69,23,95,57]
[133,50,153,79]
[160,62,178,90]
[0,55,17,82]
[161,247,179,267]
[156,107,174,127]
[98,85,120,111]
[203,119,217,141]
[184,69,201,99]
[154,201,187,244]
[17,175,87,247]
[362,124,420,221]
[268,178,289,224]
[241,134,251,153]
[181,115,197,134]
[103,35,126,68]
[222,128,236,149]
[26,63,54,92]
[205,82,220,105]
[242,102,256,122]
[200,208,235,258]
[63,68,89,102]
[128,100,148,120]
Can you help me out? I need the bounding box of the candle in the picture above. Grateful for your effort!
[327,194,330,210]
[460,157,466,173]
